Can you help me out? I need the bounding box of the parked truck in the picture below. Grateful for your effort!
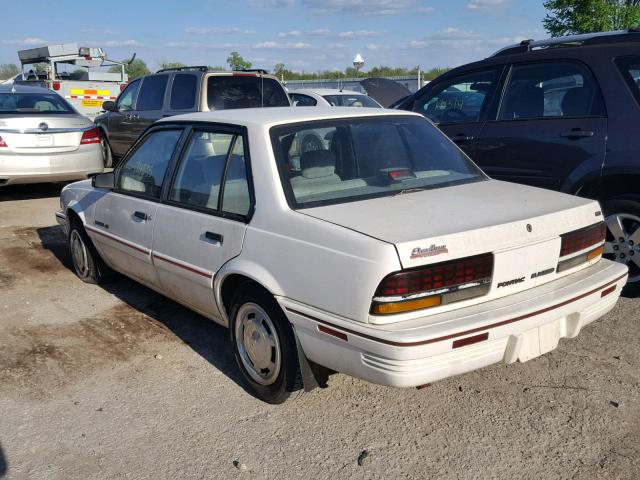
[16,43,128,120]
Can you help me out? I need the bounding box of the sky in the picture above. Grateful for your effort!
[1,0,548,73]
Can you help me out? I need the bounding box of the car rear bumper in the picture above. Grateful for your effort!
[279,259,628,388]
[0,146,103,186]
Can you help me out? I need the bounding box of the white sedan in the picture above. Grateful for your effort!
[57,107,627,403]
[290,88,382,108]
[0,84,104,186]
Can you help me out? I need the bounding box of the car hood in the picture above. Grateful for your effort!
[301,179,601,269]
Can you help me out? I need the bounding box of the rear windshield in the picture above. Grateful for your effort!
[271,115,485,209]
[207,76,290,110]
[0,93,75,114]
[322,94,381,108]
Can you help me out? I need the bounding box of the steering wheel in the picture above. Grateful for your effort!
[301,134,324,154]
[438,108,467,123]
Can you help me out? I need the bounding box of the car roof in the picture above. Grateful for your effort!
[291,89,367,96]
[159,106,420,129]
[0,84,54,94]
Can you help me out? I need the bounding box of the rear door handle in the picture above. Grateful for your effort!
[204,231,223,244]
[560,129,594,139]
[451,134,475,142]
[133,211,148,221]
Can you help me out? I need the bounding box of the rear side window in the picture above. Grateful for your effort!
[0,93,74,114]
[291,93,317,107]
[616,57,640,106]
[137,75,169,111]
[207,76,289,110]
[499,62,604,120]
[170,74,197,110]
[323,94,381,108]
[118,129,181,199]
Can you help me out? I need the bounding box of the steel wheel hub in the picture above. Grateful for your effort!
[604,213,640,283]
[235,303,281,386]
[70,230,89,277]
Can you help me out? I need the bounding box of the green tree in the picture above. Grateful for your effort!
[158,59,187,70]
[543,0,640,36]
[0,63,19,80]
[226,51,252,71]
[109,58,150,79]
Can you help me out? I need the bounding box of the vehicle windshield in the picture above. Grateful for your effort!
[207,76,290,110]
[0,93,75,114]
[271,115,486,208]
[322,94,381,108]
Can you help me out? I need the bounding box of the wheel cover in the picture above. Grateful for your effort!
[70,230,89,277]
[604,212,640,283]
[234,303,282,386]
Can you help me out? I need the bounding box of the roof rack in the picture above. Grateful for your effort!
[490,29,640,58]
[237,68,269,74]
[156,65,209,73]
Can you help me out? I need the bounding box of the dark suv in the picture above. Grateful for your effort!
[397,30,640,292]
[95,66,290,167]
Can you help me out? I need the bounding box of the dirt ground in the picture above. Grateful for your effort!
[0,183,638,480]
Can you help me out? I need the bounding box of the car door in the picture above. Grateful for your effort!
[108,78,141,157]
[163,72,200,117]
[410,67,503,158]
[88,127,185,290]
[473,60,607,191]
[134,74,170,138]
[152,127,253,320]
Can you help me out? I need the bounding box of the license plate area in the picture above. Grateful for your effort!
[36,134,53,146]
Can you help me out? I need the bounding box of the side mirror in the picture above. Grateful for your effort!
[102,100,116,112]
[92,172,115,189]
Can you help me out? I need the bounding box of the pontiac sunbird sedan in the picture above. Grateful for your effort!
[57,107,628,403]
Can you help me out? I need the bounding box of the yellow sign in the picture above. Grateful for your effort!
[70,89,111,96]
[81,99,103,107]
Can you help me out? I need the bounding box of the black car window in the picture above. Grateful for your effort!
[413,69,498,124]
[207,76,289,109]
[499,62,604,120]
[291,93,317,106]
[136,75,169,111]
[615,57,640,106]
[170,74,198,110]
[169,131,235,211]
[116,79,140,111]
[118,129,181,199]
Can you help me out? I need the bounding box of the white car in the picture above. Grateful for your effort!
[0,84,104,186]
[290,88,382,108]
[57,107,627,403]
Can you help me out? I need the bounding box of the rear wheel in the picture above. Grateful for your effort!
[68,222,107,284]
[601,196,640,296]
[229,284,303,403]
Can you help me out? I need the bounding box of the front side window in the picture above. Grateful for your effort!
[117,129,182,198]
[499,62,604,120]
[136,75,169,111]
[207,76,290,110]
[116,79,140,111]
[271,116,485,208]
[0,93,75,114]
[323,94,381,108]
[413,69,498,124]
[291,93,317,107]
[170,74,198,110]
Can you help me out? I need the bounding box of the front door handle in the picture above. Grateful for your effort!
[451,134,475,142]
[205,231,223,244]
[560,129,594,139]
[133,211,148,221]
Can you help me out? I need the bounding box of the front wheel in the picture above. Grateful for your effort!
[68,223,106,284]
[601,196,640,296]
[101,136,113,169]
[229,284,303,403]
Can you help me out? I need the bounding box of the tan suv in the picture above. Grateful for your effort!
[95,67,290,166]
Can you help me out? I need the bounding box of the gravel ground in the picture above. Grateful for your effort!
[0,183,638,480]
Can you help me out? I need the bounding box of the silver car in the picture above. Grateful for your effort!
[0,84,103,186]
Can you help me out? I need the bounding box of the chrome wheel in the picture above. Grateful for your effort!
[604,212,640,283]
[70,229,89,277]
[234,303,282,386]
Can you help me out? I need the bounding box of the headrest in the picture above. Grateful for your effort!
[562,87,589,117]
[300,149,336,179]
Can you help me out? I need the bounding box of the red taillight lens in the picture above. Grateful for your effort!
[52,82,61,91]
[560,222,605,257]
[0,135,7,147]
[80,127,101,145]
[120,83,127,91]
[375,253,493,297]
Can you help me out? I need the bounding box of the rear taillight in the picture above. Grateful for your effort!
[557,222,605,272]
[371,253,493,315]
[0,135,6,147]
[120,83,127,91]
[52,82,61,91]
[80,127,101,145]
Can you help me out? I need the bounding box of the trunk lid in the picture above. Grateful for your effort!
[302,180,603,300]
[0,114,91,153]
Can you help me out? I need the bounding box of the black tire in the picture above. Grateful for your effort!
[101,135,113,169]
[68,221,107,284]
[601,195,640,297]
[229,283,303,404]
